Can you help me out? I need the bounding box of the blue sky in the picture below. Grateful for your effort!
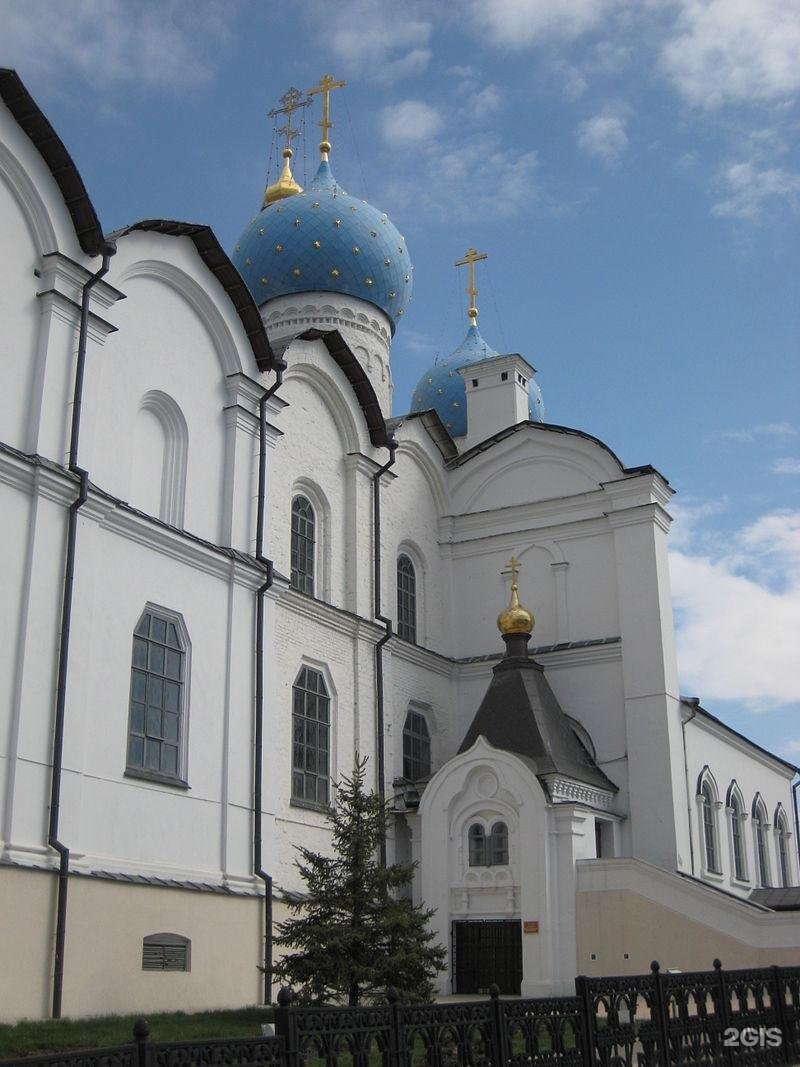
[4,0,799,762]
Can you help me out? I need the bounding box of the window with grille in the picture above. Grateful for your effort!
[127,609,186,783]
[700,782,719,873]
[396,554,417,643]
[731,795,747,881]
[468,824,486,867]
[292,666,330,806]
[291,496,315,595]
[490,822,509,865]
[754,801,770,887]
[402,710,431,781]
[142,933,190,971]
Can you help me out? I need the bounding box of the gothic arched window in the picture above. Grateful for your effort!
[468,824,486,867]
[127,608,187,784]
[490,822,509,866]
[397,554,417,643]
[730,792,747,882]
[700,781,719,873]
[402,710,431,781]
[753,798,770,887]
[777,811,791,888]
[292,666,330,805]
[291,496,315,595]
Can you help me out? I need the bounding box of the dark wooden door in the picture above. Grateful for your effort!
[452,920,522,994]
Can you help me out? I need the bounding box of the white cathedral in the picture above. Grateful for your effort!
[1,69,798,1022]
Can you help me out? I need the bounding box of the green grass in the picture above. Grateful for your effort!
[0,1007,274,1060]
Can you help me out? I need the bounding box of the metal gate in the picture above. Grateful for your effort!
[452,919,522,995]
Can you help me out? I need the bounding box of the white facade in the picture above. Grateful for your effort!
[0,70,798,1021]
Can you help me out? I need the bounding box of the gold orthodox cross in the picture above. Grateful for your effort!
[455,247,488,325]
[504,555,521,586]
[307,74,346,152]
[269,87,307,151]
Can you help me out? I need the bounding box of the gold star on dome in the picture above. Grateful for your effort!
[352,246,360,255]
[384,258,392,266]
[294,219,301,227]
[313,240,321,249]
[388,291,396,299]
[331,267,340,278]
[334,219,341,227]
[292,267,301,276]
[312,201,320,208]
[244,257,252,266]
[235,243,241,252]
[364,278,373,286]
[370,230,377,237]
[260,276,269,285]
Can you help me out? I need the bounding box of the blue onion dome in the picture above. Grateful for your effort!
[409,324,497,437]
[232,159,412,334]
[411,324,546,437]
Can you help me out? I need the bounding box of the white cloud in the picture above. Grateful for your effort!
[383,101,444,146]
[786,739,800,755]
[3,0,235,92]
[465,0,620,48]
[716,422,797,443]
[474,85,503,118]
[711,160,800,220]
[576,108,630,164]
[312,0,433,83]
[669,509,800,709]
[662,0,800,109]
[773,458,800,475]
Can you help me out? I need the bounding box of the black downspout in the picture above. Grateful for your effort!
[680,698,698,877]
[254,361,285,1005]
[793,778,800,885]
[372,442,397,867]
[49,243,116,1019]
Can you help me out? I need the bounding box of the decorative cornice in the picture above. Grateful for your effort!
[264,294,390,357]
[604,501,672,534]
[39,251,125,310]
[543,774,615,810]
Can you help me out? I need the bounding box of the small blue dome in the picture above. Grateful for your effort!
[232,160,412,333]
[410,324,545,437]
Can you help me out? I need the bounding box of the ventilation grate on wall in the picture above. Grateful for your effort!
[142,933,190,972]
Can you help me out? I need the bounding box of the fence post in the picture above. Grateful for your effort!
[274,986,297,1067]
[489,984,507,1067]
[650,961,670,1067]
[132,1019,149,1067]
[771,965,791,1066]
[713,959,733,1067]
[574,974,594,1067]
[386,987,402,1067]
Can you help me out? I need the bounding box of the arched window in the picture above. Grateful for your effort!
[700,781,719,873]
[776,810,791,888]
[730,793,747,882]
[402,710,431,781]
[292,666,330,805]
[127,608,187,784]
[468,824,486,867]
[397,554,417,643]
[291,496,315,595]
[490,822,509,866]
[753,797,770,887]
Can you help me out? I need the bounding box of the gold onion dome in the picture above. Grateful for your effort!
[263,148,302,207]
[497,572,534,637]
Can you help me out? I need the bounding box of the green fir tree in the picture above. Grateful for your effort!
[273,756,446,1005]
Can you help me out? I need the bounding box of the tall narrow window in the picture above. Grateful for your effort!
[397,554,417,643]
[754,800,770,887]
[291,496,315,595]
[700,782,719,873]
[731,795,746,881]
[777,813,791,888]
[292,667,330,806]
[468,824,486,867]
[402,710,431,781]
[490,822,509,866]
[127,610,186,783]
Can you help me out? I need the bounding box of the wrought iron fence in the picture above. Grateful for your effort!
[4,960,799,1067]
